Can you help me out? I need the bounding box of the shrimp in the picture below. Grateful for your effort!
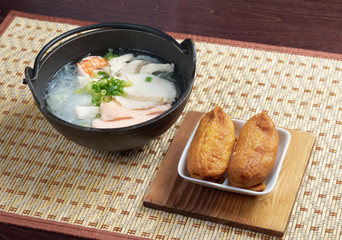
[77,56,109,77]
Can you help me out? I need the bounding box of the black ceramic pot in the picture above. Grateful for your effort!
[24,23,196,151]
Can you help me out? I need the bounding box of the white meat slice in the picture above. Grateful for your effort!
[139,63,174,74]
[74,106,100,119]
[108,53,134,74]
[122,74,177,103]
[118,60,148,75]
[77,76,90,89]
[115,96,160,109]
[100,100,171,121]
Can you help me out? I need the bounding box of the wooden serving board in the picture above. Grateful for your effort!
[143,111,316,237]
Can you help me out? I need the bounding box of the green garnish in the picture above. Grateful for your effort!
[104,49,118,61]
[96,113,101,118]
[145,76,152,82]
[91,71,109,79]
[100,89,107,96]
[91,96,101,106]
[102,95,112,102]
[75,88,83,94]
[84,77,132,106]
[97,71,109,77]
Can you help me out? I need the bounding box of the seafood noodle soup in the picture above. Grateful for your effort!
[45,49,179,128]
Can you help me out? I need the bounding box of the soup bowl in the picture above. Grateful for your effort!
[24,23,196,151]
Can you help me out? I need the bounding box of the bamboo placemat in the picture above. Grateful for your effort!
[1,11,341,240]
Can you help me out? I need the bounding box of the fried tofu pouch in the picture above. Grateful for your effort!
[228,112,279,191]
[187,106,235,183]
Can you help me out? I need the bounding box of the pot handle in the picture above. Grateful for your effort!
[180,38,196,78]
[28,23,189,82]
[24,66,44,108]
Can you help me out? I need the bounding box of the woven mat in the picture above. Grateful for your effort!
[1,11,341,240]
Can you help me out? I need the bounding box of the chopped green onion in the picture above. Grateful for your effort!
[96,113,101,118]
[98,79,108,87]
[92,97,101,106]
[104,49,118,60]
[102,95,112,102]
[117,89,124,95]
[126,80,133,87]
[75,88,83,93]
[83,75,133,105]
[93,92,101,98]
[88,88,96,95]
[98,71,109,77]
[145,76,152,82]
[83,82,92,92]
[92,84,101,92]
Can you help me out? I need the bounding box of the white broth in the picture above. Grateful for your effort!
[45,52,177,128]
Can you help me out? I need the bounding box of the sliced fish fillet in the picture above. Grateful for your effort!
[118,60,148,75]
[123,74,177,103]
[139,63,174,74]
[108,53,134,74]
[115,96,161,109]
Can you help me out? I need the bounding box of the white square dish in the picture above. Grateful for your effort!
[177,118,291,196]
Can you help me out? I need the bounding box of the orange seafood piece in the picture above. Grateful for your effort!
[228,112,279,191]
[187,106,235,183]
[77,56,109,76]
[92,100,171,128]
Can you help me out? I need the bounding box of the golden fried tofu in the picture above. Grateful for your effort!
[187,106,235,183]
[228,112,279,191]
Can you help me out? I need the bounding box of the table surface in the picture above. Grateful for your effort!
[1,0,342,55]
[0,1,341,239]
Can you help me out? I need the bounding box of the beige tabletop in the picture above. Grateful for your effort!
[0,11,341,240]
